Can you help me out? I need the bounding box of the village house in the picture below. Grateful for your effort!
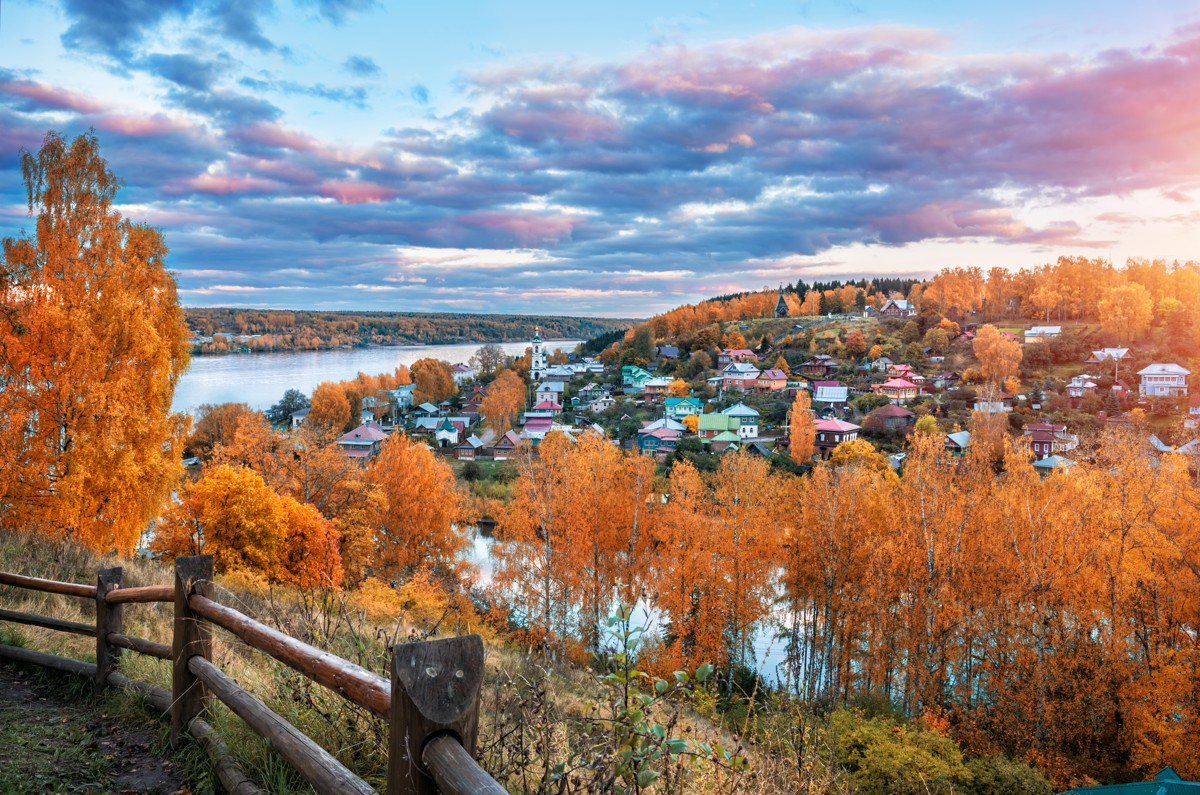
[1138,363,1191,397]
[520,416,554,441]
[453,435,485,460]
[637,425,682,455]
[812,381,850,408]
[290,407,310,429]
[587,395,617,413]
[709,430,742,453]
[1187,393,1200,430]
[1023,421,1079,461]
[664,396,702,420]
[434,419,462,448]
[717,348,759,366]
[864,404,915,434]
[754,369,788,392]
[621,365,653,390]
[720,402,761,439]
[1087,347,1132,366]
[1033,455,1077,477]
[879,299,916,318]
[1067,374,1099,398]
[874,378,919,404]
[886,363,915,380]
[869,356,894,372]
[535,381,566,404]
[973,395,1013,414]
[336,422,386,459]
[814,418,860,456]
[697,413,740,440]
[414,401,441,417]
[527,400,562,417]
[800,354,838,377]
[578,382,606,401]
[1023,326,1061,344]
[451,363,474,384]
[491,430,523,460]
[945,430,971,456]
[642,376,675,400]
[720,362,761,391]
[656,345,680,359]
[389,384,415,411]
[931,372,958,389]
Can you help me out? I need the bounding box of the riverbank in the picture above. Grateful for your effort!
[172,339,583,413]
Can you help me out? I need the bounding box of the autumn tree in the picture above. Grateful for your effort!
[411,357,457,404]
[151,465,285,578]
[369,433,465,581]
[308,381,351,434]
[470,343,506,376]
[277,496,344,588]
[668,378,690,397]
[972,324,1022,390]
[0,131,190,554]
[651,460,723,670]
[828,438,893,477]
[479,369,526,433]
[186,403,258,460]
[790,390,816,464]
[844,330,868,359]
[710,453,782,671]
[1098,283,1154,342]
[774,355,791,376]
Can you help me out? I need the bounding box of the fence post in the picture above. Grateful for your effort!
[94,567,123,695]
[387,635,485,795]
[172,555,214,745]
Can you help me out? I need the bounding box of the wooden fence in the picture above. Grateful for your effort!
[0,556,505,795]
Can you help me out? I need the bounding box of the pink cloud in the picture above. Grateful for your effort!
[0,77,105,114]
[317,180,398,204]
[458,211,577,246]
[170,173,282,195]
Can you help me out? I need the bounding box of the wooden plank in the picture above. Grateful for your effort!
[95,567,123,694]
[0,607,95,637]
[388,635,488,795]
[0,641,96,677]
[0,570,96,599]
[105,584,172,604]
[188,593,391,718]
[423,735,506,795]
[188,656,376,795]
[107,632,171,660]
[172,555,213,744]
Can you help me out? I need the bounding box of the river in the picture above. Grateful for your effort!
[172,340,582,413]
[465,530,796,688]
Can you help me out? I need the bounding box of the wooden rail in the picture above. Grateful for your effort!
[0,555,504,795]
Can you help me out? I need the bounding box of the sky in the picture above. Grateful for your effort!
[1,1,1198,318]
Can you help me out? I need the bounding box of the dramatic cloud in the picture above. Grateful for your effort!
[4,15,1200,315]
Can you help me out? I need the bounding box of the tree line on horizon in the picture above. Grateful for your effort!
[186,307,633,354]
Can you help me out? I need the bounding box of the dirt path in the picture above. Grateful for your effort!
[0,661,186,795]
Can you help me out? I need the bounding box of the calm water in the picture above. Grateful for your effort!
[172,340,581,413]
[466,530,794,687]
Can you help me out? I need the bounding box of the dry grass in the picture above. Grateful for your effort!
[0,530,866,794]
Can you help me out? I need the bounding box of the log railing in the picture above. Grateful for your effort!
[0,555,504,795]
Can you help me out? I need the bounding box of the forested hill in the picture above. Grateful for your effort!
[185,308,635,353]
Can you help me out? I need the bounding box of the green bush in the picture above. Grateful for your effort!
[833,710,972,795]
[965,754,1053,795]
